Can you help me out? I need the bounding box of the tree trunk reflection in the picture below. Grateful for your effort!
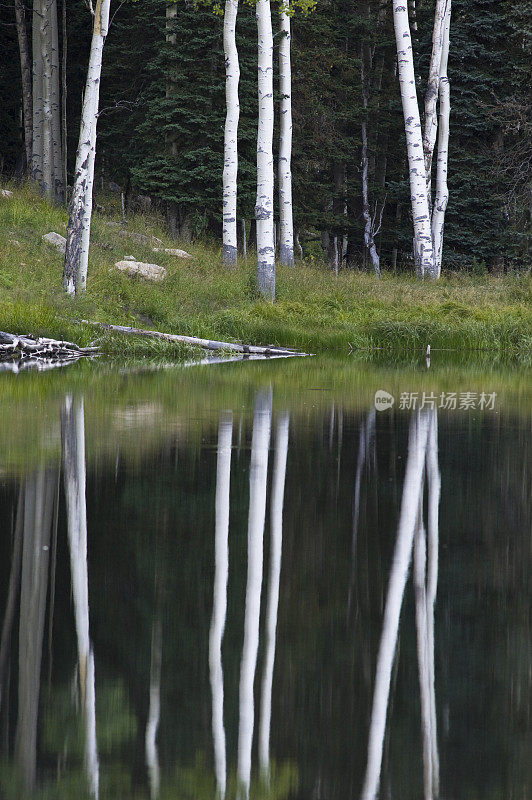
[15,468,55,792]
[61,394,99,798]
[360,410,431,800]
[259,412,289,782]
[237,390,272,798]
[210,411,233,799]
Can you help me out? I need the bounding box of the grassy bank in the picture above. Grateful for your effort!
[1,186,530,362]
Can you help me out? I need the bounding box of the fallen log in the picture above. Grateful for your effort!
[0,331,99,362]
[82,321,310,357]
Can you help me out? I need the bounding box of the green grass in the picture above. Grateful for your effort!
[1,184,531,362]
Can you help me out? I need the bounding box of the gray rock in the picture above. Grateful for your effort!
[114,260,167,282]
[42,231,67,254]
[152,247,192,259]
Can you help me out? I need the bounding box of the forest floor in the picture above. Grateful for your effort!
[0,186,531,363]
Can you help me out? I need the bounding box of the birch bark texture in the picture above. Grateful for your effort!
[63,0,111,294]
[30,0,63,198]
[255,0,276,300]
[423,0,449,198]
[278,6,294,267]
[392,0,452,278]
[32,0,44,186]
[14,0,33,171]
[431,2,451,278]
[222,0,240,266]
[392,0,434,277]
[360,13,382,279]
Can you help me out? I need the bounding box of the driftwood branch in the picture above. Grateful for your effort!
[83,321,310,357]
[0,331,99,366]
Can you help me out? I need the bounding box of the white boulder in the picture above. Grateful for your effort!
[152,247,192,259]
[114,260,167,282]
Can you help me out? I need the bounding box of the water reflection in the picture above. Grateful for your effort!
[0,381,528,800]
[62,395,99,798]
[237,390,272,799]
[15,469,56,794]
[259,412,289,783]
[210,411,233,800]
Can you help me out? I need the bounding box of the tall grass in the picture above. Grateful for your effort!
[1,185,530,360]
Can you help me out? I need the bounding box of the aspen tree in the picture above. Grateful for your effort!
[431,2,451,277]
[392,0,452,278]
[32,0,44,186]
[392,0,434,277]
[40,5,53,197]
[360,14,382,278]
[63,0,111,294]
[278,4,294,266]
[14,0,33,170]
[222,0,240,266]
[29,0,63,198]
[50,0,63,199]
[255,0,276,299]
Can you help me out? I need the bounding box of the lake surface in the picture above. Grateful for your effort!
[0,357,530,799]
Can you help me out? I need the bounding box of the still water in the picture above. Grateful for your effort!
[0,358,530,799]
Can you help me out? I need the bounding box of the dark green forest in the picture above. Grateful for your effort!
[0,0,530,272]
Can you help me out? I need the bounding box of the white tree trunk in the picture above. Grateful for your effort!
[209,412,233,800]
[40,2,53,197]
[423,0,449,199]
[32,0,43,186]
[62,0,68,192]
[50,0,63,200]
[63,0,111,294]
[278,7,294,267]
[360,37,382,279]
[62,395,99,798]
[431,2,451,278]
[360,411,430,800]
[222,0,240,266]
[237,390,272,798]
[392,0,434,278]
[255,0,275,300]
[14,0,33,171]
[259,412,289,780]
